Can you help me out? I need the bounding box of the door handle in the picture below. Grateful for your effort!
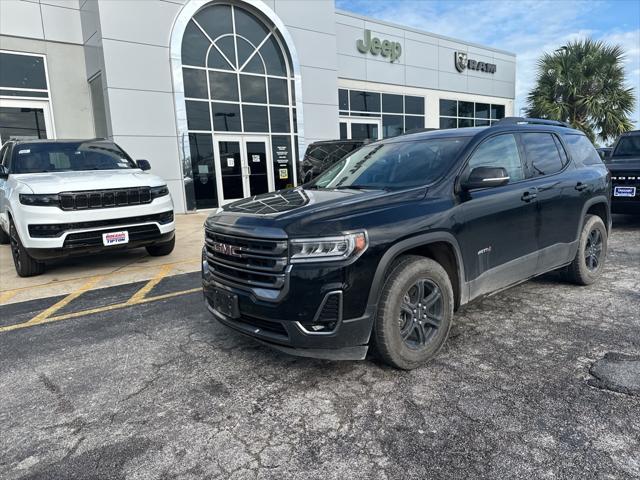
[575,182,588,191]
[521,190,537,202]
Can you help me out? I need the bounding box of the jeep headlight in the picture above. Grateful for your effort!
[19,193,60,207]
[150,185,169,199]
[289,232,368,263]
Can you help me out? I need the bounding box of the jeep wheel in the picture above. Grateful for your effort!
[146,236,175,257]
[10,221,44,277]
[373,255,454,370]
[566,214,607,285]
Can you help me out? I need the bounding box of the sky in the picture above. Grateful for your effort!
[335,0,640,131]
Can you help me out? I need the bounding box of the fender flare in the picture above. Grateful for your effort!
[578,195,611,235]
[366,231,467,310]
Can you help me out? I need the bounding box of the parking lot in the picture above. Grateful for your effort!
[0,215,639,480]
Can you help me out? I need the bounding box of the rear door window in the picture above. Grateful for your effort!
[520,133,565,177]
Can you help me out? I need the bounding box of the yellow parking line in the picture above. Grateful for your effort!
[28,275,104,324]
[127,264,174,304]
[0,290,18,305]
[0,287,201,333]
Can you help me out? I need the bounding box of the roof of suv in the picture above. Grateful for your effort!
[384,118,581,144]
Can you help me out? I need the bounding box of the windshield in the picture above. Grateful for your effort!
[612,136,640,160]
[12,141,137,174]
[310,137,468,190]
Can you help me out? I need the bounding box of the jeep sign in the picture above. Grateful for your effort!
[357,29,402,63]
[454,51,497,74]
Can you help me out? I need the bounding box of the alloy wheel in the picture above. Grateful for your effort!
[584,228,603,272]
[398,279,444,349]
[9,224,22,269]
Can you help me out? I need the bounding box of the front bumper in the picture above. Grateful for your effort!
[202,266,375,360]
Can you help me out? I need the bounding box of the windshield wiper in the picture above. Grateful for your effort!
[334,185,380,190]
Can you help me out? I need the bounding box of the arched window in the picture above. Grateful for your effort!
[181,2,298,209]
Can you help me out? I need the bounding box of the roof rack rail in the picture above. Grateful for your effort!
[496,117,572,128]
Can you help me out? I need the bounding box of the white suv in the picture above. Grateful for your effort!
[0,139,175,277]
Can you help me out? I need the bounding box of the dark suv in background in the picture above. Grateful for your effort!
[606,130,639,214]
[202,118,611,369]
[299,139,366,183]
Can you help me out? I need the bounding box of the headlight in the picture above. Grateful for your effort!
[290,231,368,263]
[19,193,60,207]
[150,185,169,199]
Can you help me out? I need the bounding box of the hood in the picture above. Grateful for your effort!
[206,186,427,237]
[13,170,166,193]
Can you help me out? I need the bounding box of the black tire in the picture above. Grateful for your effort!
[146,235,175,257]
[0,225,9,244]
[565,214,607,285]
[373,255,454,370]
[9,221,44,277]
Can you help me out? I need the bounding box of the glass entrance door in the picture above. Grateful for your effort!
[214,136,273,205]
[339,117,382,141]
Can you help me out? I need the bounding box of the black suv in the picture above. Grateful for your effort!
[202,118,611,369]
[606,130,639,214]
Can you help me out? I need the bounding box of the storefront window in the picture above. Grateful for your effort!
[181,2,297,209]
[339,88,425,138]
[439,99,506,128]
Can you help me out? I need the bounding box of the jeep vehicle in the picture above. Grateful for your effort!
[202,118,611,369]
[0,139,175,277]
[606,130,639,214]
[299,139,366,184]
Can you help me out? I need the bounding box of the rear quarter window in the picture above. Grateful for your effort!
[563,134,603,166]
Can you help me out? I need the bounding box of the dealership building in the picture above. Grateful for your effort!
[0,0,516,213]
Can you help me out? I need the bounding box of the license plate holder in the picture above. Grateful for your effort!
[614,186,636,197]
[102,230,129,246]
[212,288,239,318]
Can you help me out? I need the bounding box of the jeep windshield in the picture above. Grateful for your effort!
[12,141,137,174]
[310,137,469,190]
[611,135,640,161]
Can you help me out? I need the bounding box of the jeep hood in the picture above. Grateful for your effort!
[13,170,166,193]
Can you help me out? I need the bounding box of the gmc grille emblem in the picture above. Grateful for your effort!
[212,241,242,257]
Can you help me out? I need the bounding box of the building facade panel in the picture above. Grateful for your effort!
[1,0,516,213]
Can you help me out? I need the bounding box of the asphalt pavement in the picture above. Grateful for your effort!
[0,215,639,480]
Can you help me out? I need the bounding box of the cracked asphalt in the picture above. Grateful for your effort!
[1,215,639,480]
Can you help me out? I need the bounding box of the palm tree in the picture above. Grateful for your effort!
[526,39,636,144]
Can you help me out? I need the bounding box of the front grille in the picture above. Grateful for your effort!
[59,187,152,210]
[28,211,173,238]
[204,229,288,290]
[63,224,161,249]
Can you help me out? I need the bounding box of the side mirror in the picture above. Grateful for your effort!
[0,165,8,179]
[462,166,509,190]
[136,159,151,171]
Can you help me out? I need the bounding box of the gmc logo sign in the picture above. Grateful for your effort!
[211,241,242,257]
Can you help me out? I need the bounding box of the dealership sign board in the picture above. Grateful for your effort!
[356,29,402,63]
[455,51,497,74]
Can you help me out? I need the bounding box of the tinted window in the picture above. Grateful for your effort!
[458,101,474,118]
[350,90,380,112]
[405,96,424,115]
[186,101,211,130]
[268,78,288,105]
[440,99,457,117]
[12,142,136,173]
[269,107,290,133]
[239,75,267,103]
[339,122,347,139]
[0,52,47,90]
[313,138,468,190]
[458,118,473,128]
[234,6,269,47]
[383,115,403,138]
[564,134,603,166]
[468,134,524,183]
[475,103,490,119]
[612,135,640,159]
[194,4,233,40]
[211,102,240,131]
[183,68,208,98]
[491,104,505,119]
[0,107,47,140]
[440,117,456,129]
[404,116,425,131]
[209,71,238,101]
[182,22,209,67]
[521,133,564,176]
[259,35,287,76]
[383,94,403,113]
[242,105,268,132]
[338,89,349,110]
